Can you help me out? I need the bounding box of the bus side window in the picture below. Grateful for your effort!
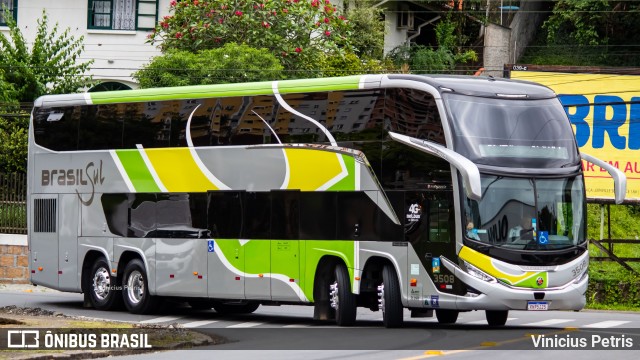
[299,192,337,240]
[33,107,80,151]
[127,194,157,238]
[271,190,300,240]
[243,192,271,239]
[101,194,129,237]
[78,105,124,150]
[208,191,243,238]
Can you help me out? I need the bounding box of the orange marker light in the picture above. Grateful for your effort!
[38,267,43,271]
[112,269,117,273]
[258,274,264,278]
[193,272,198,276]
[355,276,361,281]
[410,278,417,287]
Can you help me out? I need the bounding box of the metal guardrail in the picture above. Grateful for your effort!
[0,173,27,235]
[590,239,640,274]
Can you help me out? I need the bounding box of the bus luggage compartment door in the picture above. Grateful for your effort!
[155,238,207,297]
[30,195,59,289]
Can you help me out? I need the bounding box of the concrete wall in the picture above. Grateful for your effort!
[483,1,549,77]
[509,1,548,65]
[0,235,28,284]
[483,24,511,77]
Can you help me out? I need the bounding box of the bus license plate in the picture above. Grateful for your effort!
[527,301,549,311]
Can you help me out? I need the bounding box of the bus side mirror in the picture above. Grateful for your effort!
[388,132,482,201]
[580,152,626,204]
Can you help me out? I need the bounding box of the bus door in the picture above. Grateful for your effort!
[270,191,301,302]
[405,191,463,295]
[30,194,59,289]
[207,191,246,300]
[58,194,80,292]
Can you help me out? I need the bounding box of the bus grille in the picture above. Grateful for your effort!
[33,198,57,233]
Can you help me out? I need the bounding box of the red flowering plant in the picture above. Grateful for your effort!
[150,0,353,76]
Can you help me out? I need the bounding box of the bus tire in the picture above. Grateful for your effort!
[87,257,122,311]
[211,301,260,314]
[486,310,508,326]
[436,309,459,324]
[122,259,157,314]
[330,263,357,326]
[380,264,403,328]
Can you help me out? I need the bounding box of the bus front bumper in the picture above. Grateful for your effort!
[441,257,588,311]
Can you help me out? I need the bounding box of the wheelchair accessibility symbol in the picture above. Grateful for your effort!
[538,231,549,245]
[208,240,215,252]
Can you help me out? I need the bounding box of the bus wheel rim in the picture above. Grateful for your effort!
[127,270,144,305]
[329,281,339,310]
[92,267,111,301]
[377,284,385,313]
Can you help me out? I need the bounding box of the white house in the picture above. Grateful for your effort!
[0,1,358,89]
[0,0,170,89]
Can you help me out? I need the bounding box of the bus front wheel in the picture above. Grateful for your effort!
[379,264,403,328]
[436,309,459,324]
[87,257,122,310]
[329,263,356,326]
[122,259,157,314]
[486,310,509,326]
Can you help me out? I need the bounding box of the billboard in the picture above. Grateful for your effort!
[507,65,640,203]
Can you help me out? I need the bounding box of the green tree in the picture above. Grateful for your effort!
[387,17,477,74]
[150,0,353,73]
[0,10,93,102]
[0,10,92,173]
[346,1,385,60]
[319,51,388,77]
[0,110,28,173]
[134,43,284,88]
[543,0,640,65]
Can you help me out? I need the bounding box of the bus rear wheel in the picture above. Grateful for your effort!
[87,257,122,310]
[379,264,403,328]
[436,309,459,324]
[329,263,356,326]
[122,259,158,314]
[486,310,509,326]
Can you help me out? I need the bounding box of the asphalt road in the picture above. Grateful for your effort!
[2,287,640,359]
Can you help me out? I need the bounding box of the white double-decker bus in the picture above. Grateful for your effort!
[28,74,625,327]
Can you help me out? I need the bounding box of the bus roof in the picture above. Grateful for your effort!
[33,74,556,108]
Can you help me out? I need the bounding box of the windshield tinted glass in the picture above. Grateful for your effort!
[445,94,579,168]
[463,175,585,250]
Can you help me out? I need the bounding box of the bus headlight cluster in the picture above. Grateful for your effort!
[463,261,497,283]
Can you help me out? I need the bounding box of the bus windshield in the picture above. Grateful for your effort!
[444,93,579,168]
[463,175,586,250]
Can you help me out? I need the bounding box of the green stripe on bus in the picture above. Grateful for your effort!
[277,76,362,94]
[90,82,275,104]
[328,155,356,191]
[115,150,161,192]
[88,76,363,104]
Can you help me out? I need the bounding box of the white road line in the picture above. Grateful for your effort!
[465,318,517,325]
[583,320,630,328]
[282,324,311,328]
[227,322,263,328]
[522,319,574,327]
[182,320,219,328]
[138,316,183,324]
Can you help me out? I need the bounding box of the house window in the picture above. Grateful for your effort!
[0,0,17,26]
[88,0,158,30]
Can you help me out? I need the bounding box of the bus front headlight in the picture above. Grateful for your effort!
[463,260,497,284]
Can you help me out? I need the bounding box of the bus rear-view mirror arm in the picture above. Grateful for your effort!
[580,152,627,204]
[388,132,482,201]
